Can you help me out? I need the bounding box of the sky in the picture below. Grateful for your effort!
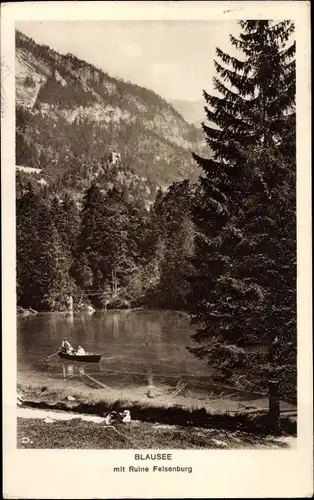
[16,20,240,102]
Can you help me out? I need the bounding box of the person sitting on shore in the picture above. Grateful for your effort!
[76,345,86,355]
[61,338,74,354]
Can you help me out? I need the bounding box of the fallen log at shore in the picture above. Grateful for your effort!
[82,373,113,392]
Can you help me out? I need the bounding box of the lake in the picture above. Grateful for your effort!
[17,309,213,391]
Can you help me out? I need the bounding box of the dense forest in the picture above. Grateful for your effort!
[16,176,196,314]
[16,21,296,403]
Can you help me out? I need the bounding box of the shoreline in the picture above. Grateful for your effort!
[18,374,297,437]
[17,305,189,316]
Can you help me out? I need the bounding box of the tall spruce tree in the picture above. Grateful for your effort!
[189,21,296,401]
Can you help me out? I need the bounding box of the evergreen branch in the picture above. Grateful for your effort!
[214,60,256,95]
[279,41,296,61]
[216,47,247,72]
[239,20,267,32]
[204,106,254,134]
[210,81,257,112]
[267,84,296,115]
[204,138,249,164]
[230,34,252,56]
[200,177,229,204]
[271,20,295,42]
[283,60,296,74]
[192,155,234,188]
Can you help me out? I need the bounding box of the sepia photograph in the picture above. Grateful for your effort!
[1,1,312,498]
[15,16,298,451]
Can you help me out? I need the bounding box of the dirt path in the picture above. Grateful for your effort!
[17,407,106,423]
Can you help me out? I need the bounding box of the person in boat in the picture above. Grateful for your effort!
[61,338,74,354]
[76,345,86,355]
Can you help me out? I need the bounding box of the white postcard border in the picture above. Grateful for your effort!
[1,2,312,498]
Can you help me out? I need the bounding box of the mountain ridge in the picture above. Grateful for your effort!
[16,30,209,201]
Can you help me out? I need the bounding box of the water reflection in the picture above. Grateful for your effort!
[112,313,119,339]
[62,363,85,379]
[18,310,210,388]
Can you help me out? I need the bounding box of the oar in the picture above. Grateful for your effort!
[43,350,60,361]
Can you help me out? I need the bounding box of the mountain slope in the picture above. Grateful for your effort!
[16,30,208,199]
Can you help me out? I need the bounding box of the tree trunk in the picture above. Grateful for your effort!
[268,334,280,432]
[268,378,280,432]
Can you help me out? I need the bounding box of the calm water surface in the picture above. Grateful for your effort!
[17,310,212,390]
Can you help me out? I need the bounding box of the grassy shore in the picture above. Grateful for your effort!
[17,416,294,449]
[18,372,296,437]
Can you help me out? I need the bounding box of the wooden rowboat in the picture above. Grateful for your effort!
[58,351,102,363]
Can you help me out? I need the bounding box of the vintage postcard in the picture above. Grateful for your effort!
[1,1,312,498]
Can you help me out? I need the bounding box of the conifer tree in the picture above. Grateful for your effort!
[50,193,80,257]
[100,188,137,289]
[155,181,195,309]
[189,21,296,400]
[71,182,106,291]
[17,184,71,310]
